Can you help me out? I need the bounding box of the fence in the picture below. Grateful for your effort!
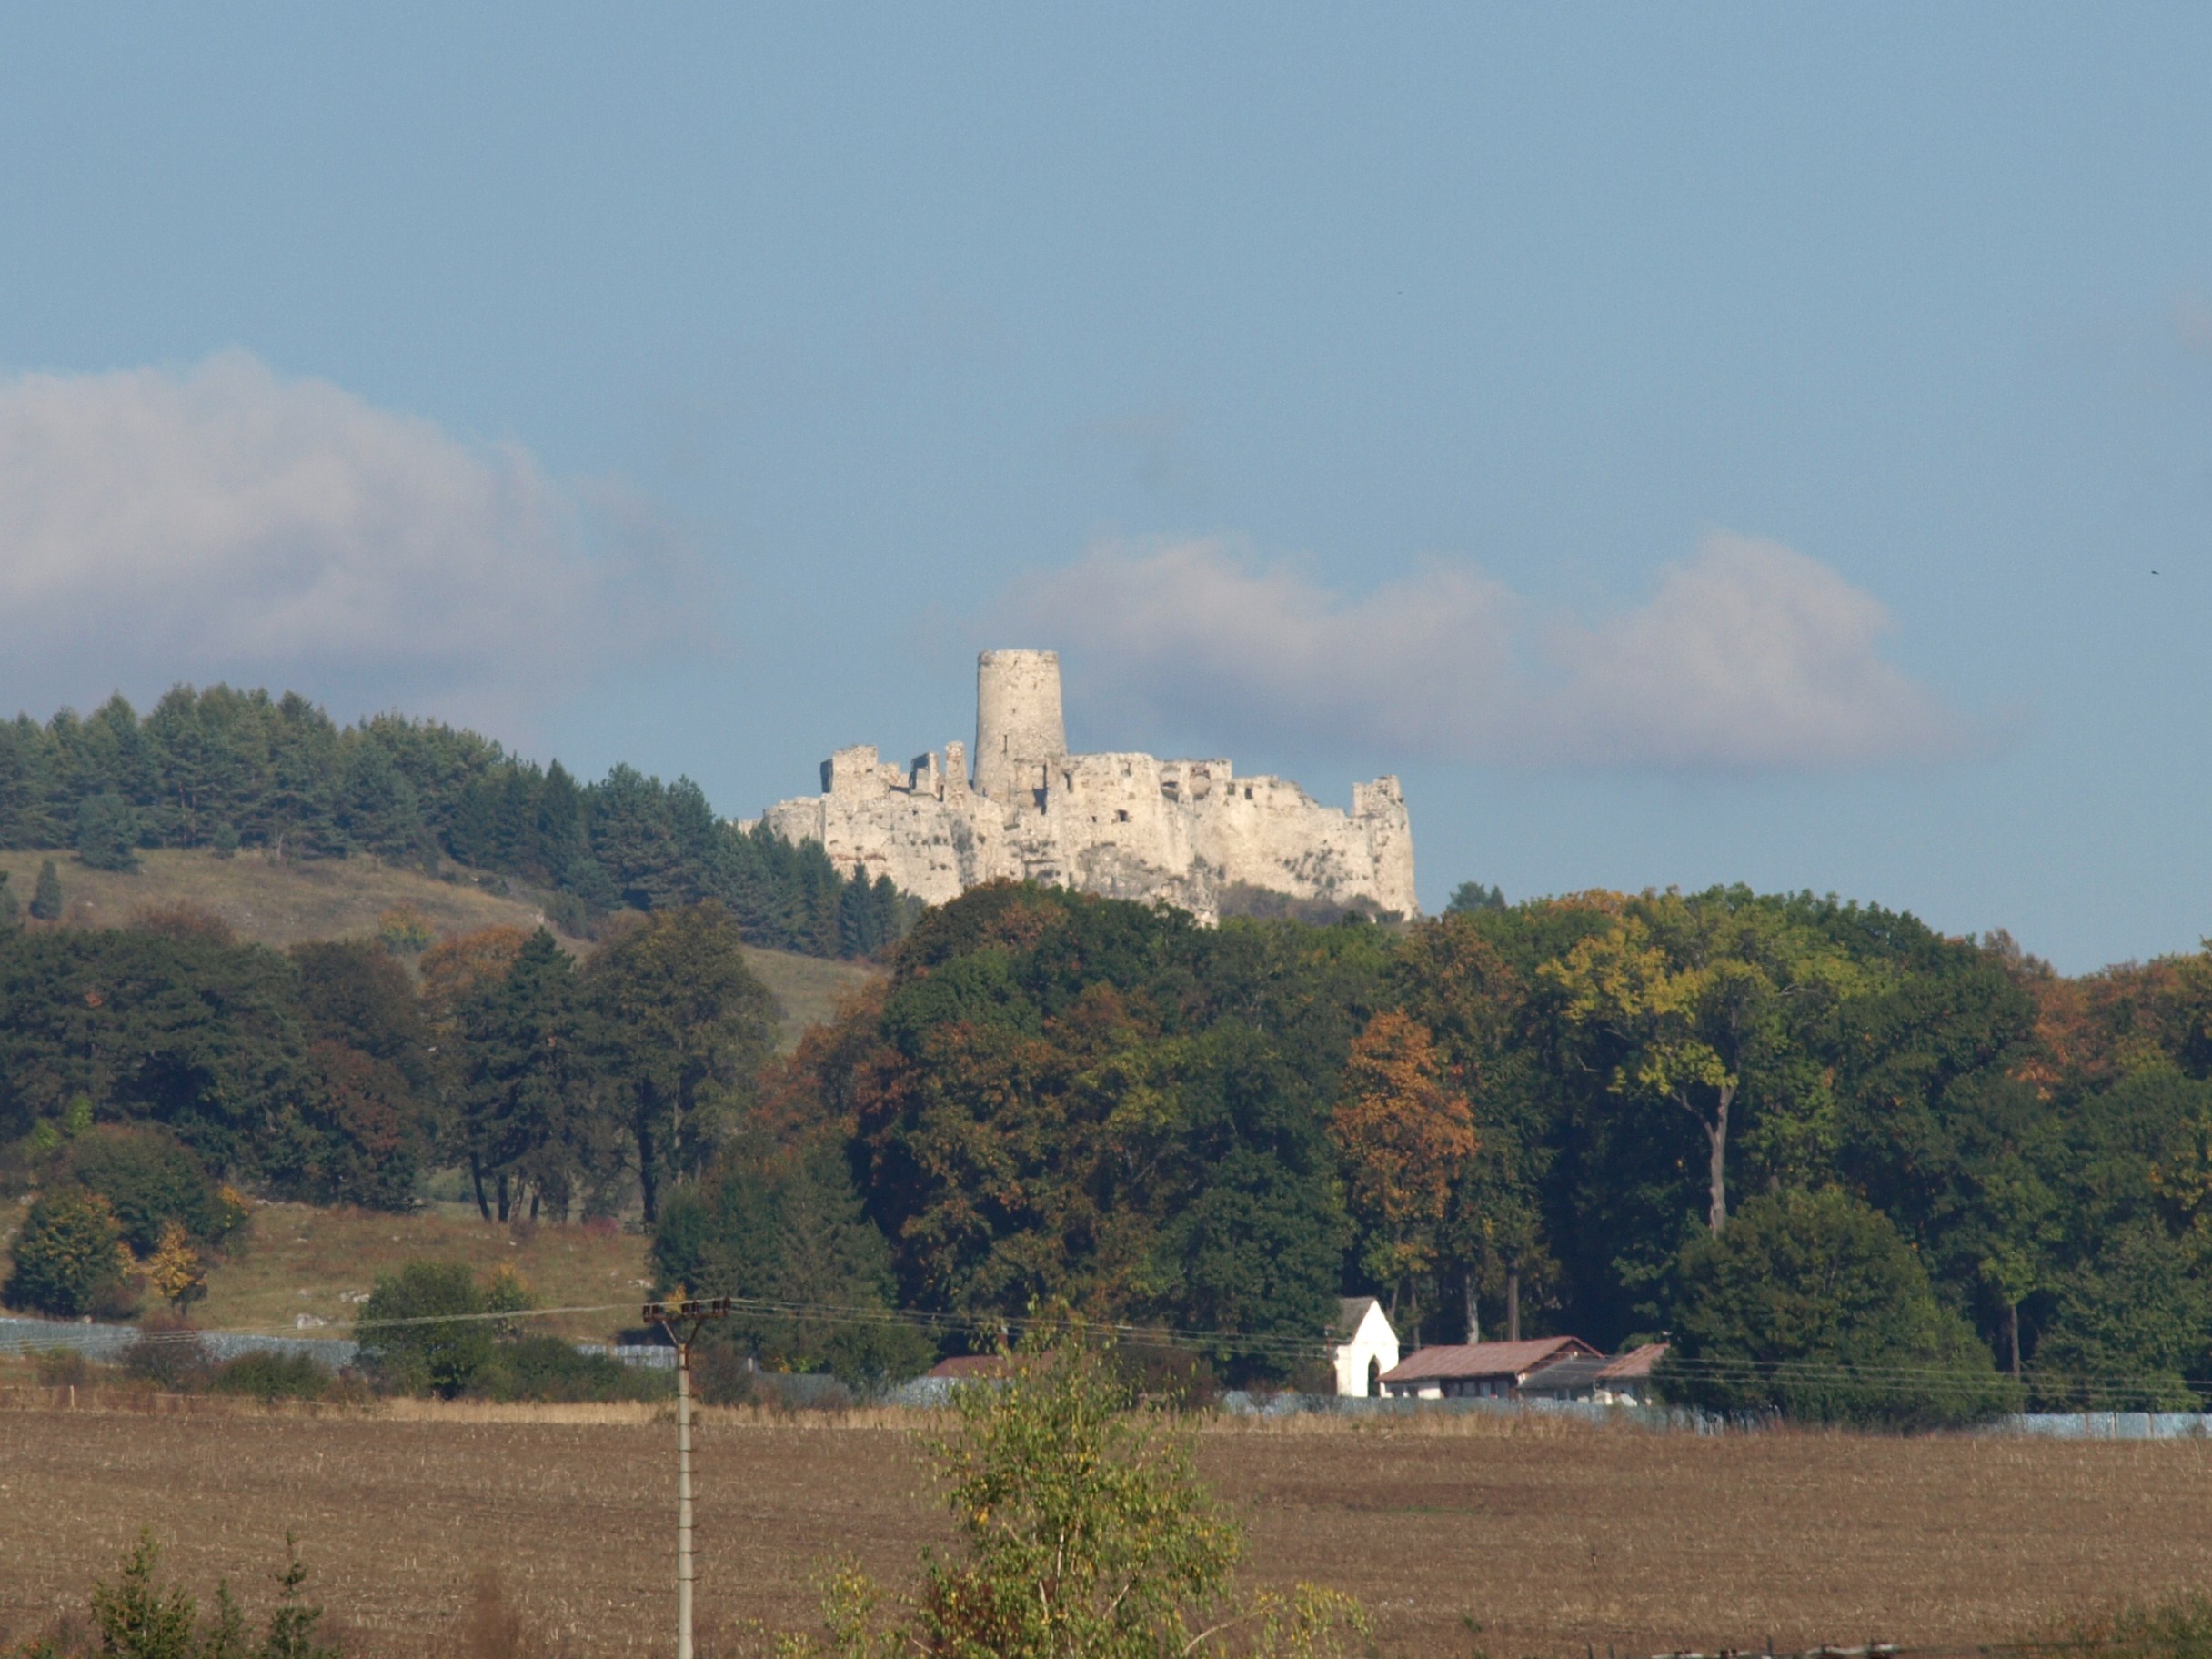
[0,1314,358,1369]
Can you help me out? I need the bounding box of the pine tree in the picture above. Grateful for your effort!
[75,789,142,871]
[29,857,64,920]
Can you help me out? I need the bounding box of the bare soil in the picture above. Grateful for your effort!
[2,1401,2206,1659]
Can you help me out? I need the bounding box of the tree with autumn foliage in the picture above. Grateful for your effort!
[1393,910,1553,1341]
[1543,888,1855,1234]
[1331,1011,1476,1326]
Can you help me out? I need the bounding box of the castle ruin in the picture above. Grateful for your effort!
[752,650,1417,924]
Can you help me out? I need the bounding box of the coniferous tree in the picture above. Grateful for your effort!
[0,684,910,960]
[29,857,64,920]
[75,789,142,871]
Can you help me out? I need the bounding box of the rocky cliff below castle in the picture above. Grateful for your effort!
[751,650,1416,925]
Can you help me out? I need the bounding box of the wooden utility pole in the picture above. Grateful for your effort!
[644,1296,731,1659]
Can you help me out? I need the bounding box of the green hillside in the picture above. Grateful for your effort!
[0,847,880,1050]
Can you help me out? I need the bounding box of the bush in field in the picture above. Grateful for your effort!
[5,1187,135,1317]
[356,1258,657,1402]
[122,1324,215,1393]
[28,1531,345,1659]
[2044,1589,2212,1659]
[357,1261,496,1397]
[209,1351,335,1403]
[1659,1187,2019,1429]
[476,1334,669,1404]
[779,1324,1369,1659]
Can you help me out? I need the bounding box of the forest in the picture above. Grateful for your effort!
[7,753,2212,1414]
[691,878,2212,1414]
[0,684,910,958]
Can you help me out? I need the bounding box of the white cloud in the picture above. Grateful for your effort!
[0,351,699,732]
[1005,533,1975,773]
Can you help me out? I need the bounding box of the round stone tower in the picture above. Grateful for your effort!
[974,649,1067,802]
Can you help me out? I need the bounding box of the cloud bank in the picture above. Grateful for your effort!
[0,351,695,732]
[1004,534,1973,772]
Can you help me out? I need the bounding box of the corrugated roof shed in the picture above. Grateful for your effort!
[925,1354,1013,1381]
[1379,1336,1600,1383]
[1596,1342,1667,1380]
[1516,1354,1614,1396]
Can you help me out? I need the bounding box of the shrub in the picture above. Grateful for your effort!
[122,1324,215,1392]
[56,1531,344,1659]
[357,1261,494,1397]
[476,1334,669,1403]
[1660,1187,2019,1429]
[5,1187,134,1317]
[209,1351,334,1403]
[374,906,434,957]
[777,1324,1369,1659]
[33,1346,95,1388]
[2047,1590,2212,1659]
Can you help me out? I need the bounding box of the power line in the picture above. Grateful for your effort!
[17,1294,2212,1411]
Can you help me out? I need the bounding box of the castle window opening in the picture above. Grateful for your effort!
[1115,809,1128,822]
[1243,786,1252,800]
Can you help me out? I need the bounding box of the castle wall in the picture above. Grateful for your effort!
[756,651,1417,924]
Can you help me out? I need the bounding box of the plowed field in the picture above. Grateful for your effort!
[3,1400,2205,1658]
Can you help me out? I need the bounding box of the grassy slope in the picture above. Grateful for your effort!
[0,847,881,1051]
[0,850,883,1331]
[0,1193,649,1343]
[199,1201,650,1342]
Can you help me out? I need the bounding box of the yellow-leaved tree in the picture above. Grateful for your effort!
[1541,888,1859,1234]
[146,1221,208,1316]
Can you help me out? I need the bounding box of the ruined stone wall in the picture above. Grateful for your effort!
[755,650,1417,924]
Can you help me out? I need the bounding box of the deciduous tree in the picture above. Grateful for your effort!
[1330,1012,1475,1322]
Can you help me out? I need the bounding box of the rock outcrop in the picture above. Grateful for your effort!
[752,650,1417,924]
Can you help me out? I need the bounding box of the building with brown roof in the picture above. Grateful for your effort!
[1377,1336,1602,1400]
[1591,1342,1667,1406]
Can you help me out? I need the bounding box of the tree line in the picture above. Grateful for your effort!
[0,684,911,958]
[0,900,780,1322]
[659,878,2212,1414]
[14,866,2212,1419]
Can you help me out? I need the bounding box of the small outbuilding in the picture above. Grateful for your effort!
[924,1354,1013,1382]
[1378,1336,1603,1400]
[1330,1296,1402,1397]
[1592,1343,1667,1406]
[1514,1352,1615,1403]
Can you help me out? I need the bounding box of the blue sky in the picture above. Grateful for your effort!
[2,7,2208,971]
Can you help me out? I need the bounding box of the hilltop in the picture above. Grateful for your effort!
[0,847,880,1048]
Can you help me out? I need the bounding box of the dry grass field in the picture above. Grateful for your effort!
[0,848,882,1051]
[3,1401,2208,1659]
[189,1202,652,1342]
[0,1198,653,1343]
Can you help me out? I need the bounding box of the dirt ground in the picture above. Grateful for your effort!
[3,1400,2207,1659]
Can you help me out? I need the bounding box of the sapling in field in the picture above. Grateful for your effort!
[779,1321,1371,1659]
